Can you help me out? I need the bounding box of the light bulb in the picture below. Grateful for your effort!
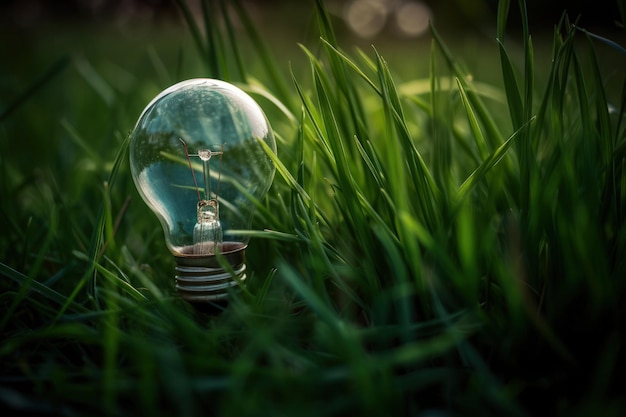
[129,79,276,302]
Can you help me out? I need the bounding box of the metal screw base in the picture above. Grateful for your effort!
[173,242,246,302]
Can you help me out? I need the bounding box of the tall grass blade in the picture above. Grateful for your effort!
[257,134,310,202]
[311,67,377,268]
[319,39,380,95]
[429,38,452,197]
[278,261,342,331]
[456,77,490,159]
[232,0,293,107]
[314,0,338,46]
[375,49,440,228]
[0,262,89,313]
[54,134,130,320]
[615,79,626,154]
[497,0,511,41]
[174,0,207,68]
[316,1,371,161]
[430,23,504,150]
[457,117,534,202]
[0,206,58,332]
[220,0,247,81]
[577,28,626,57]
[497,40,524,129]
[75,58,116,106]
[200,0,224,79]
[585,33,614,167]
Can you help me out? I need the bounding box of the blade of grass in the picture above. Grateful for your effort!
[278,261,343,331]
[75,58,116,106]
[518,0,535,217]
[290,55,335,162]
[61,118,101,162]
[257,135,311,203]
[456,77,490,160]
[457,117,534,202]
[584,32,618,228]
[497,0,511,41]
[243,83,297,125]
[220,0,247,82]
[0,322,102,357]
[319,39,380,96]
[375,48,440,228]
[316,1,373,169]
[576,27,626,57]
[231,0,293,108]
[398,211,459,285]
[200,0,224,79]
[615,79,626,151]
[147,46,172,86]
[497,40,524,129]
[531,16,572,143]
[0,262,89,313]
[54,133,130,320]
[430,37,452,198]
[174,0,207,69]
[353,136,387,190]
[430,22,504,151]
[311,66,379,287]
[0,205,59,333]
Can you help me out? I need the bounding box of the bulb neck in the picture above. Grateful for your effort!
[173,242,247,302]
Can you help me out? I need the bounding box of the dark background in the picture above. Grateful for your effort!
[0,0,622,33]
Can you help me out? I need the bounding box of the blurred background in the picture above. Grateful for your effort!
[1,0,623,174]
[0,0,623,51]
[0,0,622,34]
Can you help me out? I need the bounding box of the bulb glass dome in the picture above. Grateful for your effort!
[129,78,276,302]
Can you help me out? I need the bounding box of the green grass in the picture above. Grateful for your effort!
[2,0,626,416]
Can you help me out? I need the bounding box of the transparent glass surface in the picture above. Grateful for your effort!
[129,79,276,255]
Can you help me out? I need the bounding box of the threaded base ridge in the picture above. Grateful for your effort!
[173,242,246,302]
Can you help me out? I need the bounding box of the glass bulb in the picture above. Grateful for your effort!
[129,79,276,302]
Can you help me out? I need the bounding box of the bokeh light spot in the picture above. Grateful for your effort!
[395,1,431,37]
[343,0,389,39]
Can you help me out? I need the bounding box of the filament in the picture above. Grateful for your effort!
[179,137,201,202]
[202,158,211,201]
[215,144,225,201]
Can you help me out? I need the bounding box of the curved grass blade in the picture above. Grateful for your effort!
[576,27,626,57]
[231,0,293,108]
[174,0,207,69]
[497,40,524,130]
[0,206,59,332]
[54,133,131,320]
[497,0,511,41]
[456,77,489,160]
[319,39,380,96]
[430,22,504,150]
[0,262,89,314]
[457,117,535,202]
[375,48,440,227]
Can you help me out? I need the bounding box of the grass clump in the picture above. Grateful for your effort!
[1,0,626,416]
